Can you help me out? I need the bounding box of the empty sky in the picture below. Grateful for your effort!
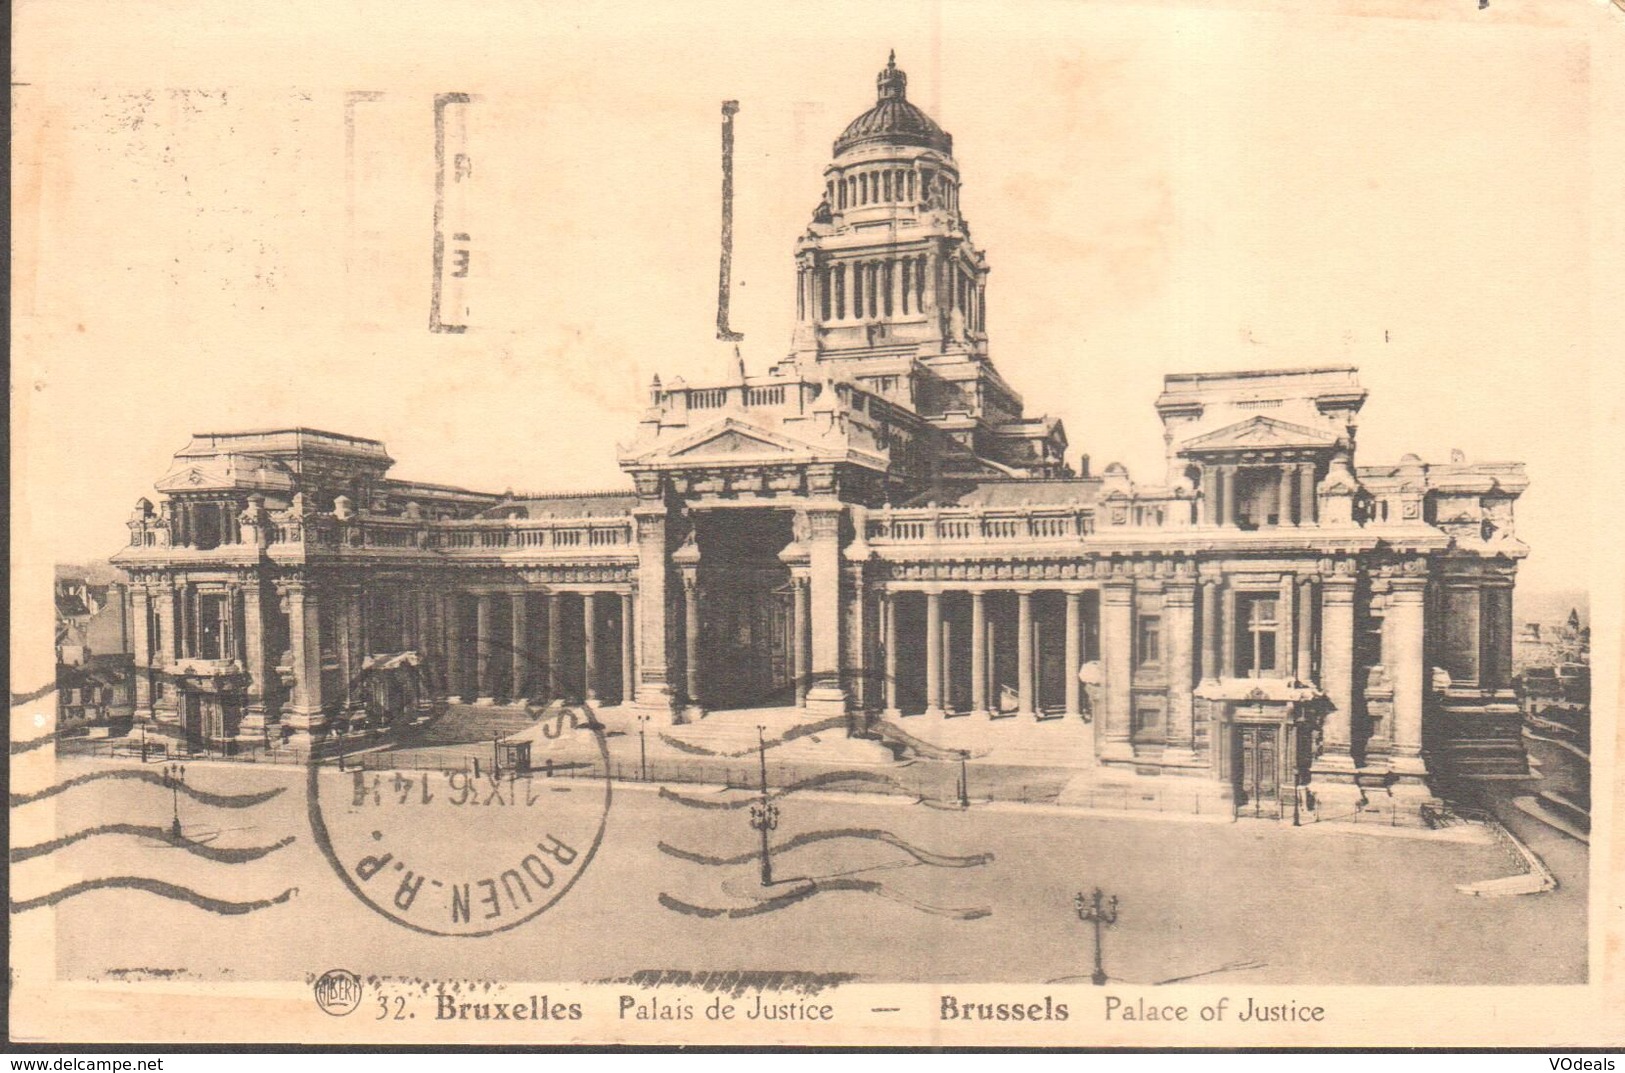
[13,0,1622,598]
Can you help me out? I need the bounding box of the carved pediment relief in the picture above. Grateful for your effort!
[1180,415,1340,454]
[672,428,793,458]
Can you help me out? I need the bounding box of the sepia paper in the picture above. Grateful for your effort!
[10,0,1624,1048]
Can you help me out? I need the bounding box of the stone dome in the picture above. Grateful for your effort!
[833,52,953,157]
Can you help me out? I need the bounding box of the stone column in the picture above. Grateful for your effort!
[793,575,810,707]
[632,507,674,711]
[924,589,944,716]
[1278,572,1297,677]
[1101,580,1135,760]
[413,589,435,712]
[1220,583,1237,678]
[682,576,701,709]
[1278,466,1296,526]
[475,594,495,704]
[398,586,415,651]
[1201,467,1220,526]
[621,592,636,704]
[1388,579,1428,781]
[444,594,464,701]
[883,590,900,718]
[1296,577,1315,684]
[986,613,1000,715]
[1201,579,1221,681]
[1299,463,1318,525]
[1016,590,1036,718]
[1164,583,1197,762]
[283,581,326,739]
[547,594,564,701]
[970,590,988,716]
[583,592,600,705]
[510,593,529,703]
[1216,469,1231,528]
[1064,591,1082,717]
[338,586,363,713]
[805,508,847,713]
[151,584,182,726]
[130,586,155,719]
[1316,576,1357,773]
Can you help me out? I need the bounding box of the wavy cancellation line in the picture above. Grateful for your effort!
[10,768,286,809]
[10,877,299,916]
[659,769,910,809]
[11,823,296,865]
[9,731,57,756]
[657,715,851,758]
[659,827,995,869]
[659,879,991,921]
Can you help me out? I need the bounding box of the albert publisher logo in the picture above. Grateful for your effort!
[314,969,363,1016]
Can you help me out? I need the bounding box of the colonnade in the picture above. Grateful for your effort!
[446,589,635,707]
[1201,463,1319,527]
[798,252,983,331]
[879,588,1097,720]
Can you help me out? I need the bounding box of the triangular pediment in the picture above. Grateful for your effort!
[1179,415,1340,454]
[154,454,296,494]
[622,416,830,467]
[672,428,795,458]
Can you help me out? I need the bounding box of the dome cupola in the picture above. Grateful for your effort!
[832,51,953,157]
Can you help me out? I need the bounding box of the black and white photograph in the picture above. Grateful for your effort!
[9,0,1621,1050]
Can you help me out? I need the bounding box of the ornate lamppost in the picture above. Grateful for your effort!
[163,763,185,839]
[958,749,970,809]
[1075,887,1120,986]
[749,726,779,886]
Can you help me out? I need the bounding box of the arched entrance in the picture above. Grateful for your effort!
[693,509,796,710]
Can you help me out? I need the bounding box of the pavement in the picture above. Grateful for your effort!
[27,754,1586,986]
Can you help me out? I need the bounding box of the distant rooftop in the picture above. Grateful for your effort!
[176,428,392,462]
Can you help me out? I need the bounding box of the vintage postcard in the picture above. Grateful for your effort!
[10,0,1623,1049]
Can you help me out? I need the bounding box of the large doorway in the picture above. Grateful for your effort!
[694,510,796,709]
[1234,723,1280,816]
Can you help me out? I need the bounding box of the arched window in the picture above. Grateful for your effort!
[853,261,864,317]
[901,260,912,314]
[834,265,846,320]
[883,171,892,201]
[883,261,894,317]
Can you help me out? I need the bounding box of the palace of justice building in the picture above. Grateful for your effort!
[109,56,1531,811]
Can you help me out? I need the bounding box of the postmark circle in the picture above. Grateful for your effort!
[307,690,612,938]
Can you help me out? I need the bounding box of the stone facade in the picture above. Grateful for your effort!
[109,56,1530,805]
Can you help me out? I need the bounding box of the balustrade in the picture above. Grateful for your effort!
[865,509,1096,544]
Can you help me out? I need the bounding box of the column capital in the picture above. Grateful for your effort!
[1387,579,1428,599]
[1321,578,1358,602]
[1101,581,1136,603]
[1162,582,1197,607]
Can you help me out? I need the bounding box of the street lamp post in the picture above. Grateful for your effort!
[749,726,779,886]
[1074,887,1120,986]
[164,763,185,839]
[958,749,970,809]
[637,714,649,781]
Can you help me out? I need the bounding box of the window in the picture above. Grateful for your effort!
[1238,596,1279,677]
[196,593,228,660]
[1137,615,1162,667]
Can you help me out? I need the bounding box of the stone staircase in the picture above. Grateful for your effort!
[410,702,549,747]
[659,707,896,766]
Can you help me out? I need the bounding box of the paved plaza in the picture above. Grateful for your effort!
[27,753,1585,987]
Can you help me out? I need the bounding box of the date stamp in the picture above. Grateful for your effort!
[305,705,611,937]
